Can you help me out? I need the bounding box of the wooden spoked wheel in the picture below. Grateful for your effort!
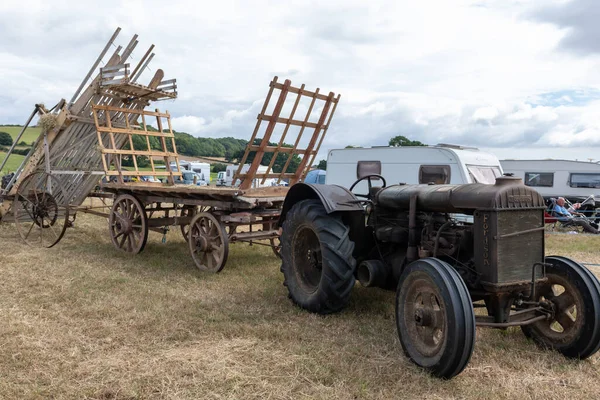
[180,206,212,241]
[180,206,197,241]
[13,171,70,248]
[109,194,148,254]
[188,212,229,273]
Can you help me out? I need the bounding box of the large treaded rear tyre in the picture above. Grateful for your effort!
[522,256,600,359]
[396,258,476,379]
[280,199,356,314]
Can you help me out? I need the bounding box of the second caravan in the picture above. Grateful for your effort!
[325,144,504,192]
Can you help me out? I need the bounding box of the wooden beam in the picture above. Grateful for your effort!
[240,79,291,190]
[234,76,278,184]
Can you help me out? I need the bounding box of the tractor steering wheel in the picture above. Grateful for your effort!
[349,174,387,199]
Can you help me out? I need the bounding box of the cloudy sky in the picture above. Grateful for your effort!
[1,0,600,162]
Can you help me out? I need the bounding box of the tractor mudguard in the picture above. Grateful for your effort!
[278,183,363,227]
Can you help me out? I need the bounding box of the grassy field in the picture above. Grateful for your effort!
[0,125,41,146]
[0,151,26,174]
[0,213,600,399]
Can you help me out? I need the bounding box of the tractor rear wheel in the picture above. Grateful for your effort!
[280,199,356,314]
[396,258,476,379]
[521,256,600,359]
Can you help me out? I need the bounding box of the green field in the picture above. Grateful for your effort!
[0,125,41,146]
[0,152,25,175]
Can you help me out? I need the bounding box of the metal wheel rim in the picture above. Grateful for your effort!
[402,274,447,359]
[188,212,228,272]
[530,273,584,344]
[13,171,70,248]
[109,194,147,254]
[292,226,322,293]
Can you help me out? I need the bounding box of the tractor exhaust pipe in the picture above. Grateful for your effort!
[357,260,388,288]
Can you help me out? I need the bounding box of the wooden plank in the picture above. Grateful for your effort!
[304,93,342,177]
[266,84,304,179]
[240,79,291,190]
[99,148,179,157]
[278,87,320,182]
[258,115,323,130]
[237,173,296,179]
[293,91,335,185]
[155,109,174,185]
[100,70,128,79]
[272,81,340,103]
[130,45,154,79]
[93,104,170,118]
[247,146,306,154]
[101,63,129,72]
[157,79,176,86]
[104,171,181,177]
[234,76,278,183]
[95,126,175,138]
[132,53,154,83]
[69,27,121,105]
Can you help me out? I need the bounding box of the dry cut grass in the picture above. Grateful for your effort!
[1,216,600,399]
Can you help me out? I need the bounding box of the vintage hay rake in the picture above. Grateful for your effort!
[0,27,179,247]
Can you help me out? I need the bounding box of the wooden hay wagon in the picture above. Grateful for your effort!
[0,27,341,273]
[94,74,340,272]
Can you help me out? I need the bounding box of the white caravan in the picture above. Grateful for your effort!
[169,161,211,183]
[188,162,211,183]
[325,144,504,193]
[500,159,600,201]
[223,164,271,188]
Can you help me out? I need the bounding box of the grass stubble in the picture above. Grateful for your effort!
[0,214,599,399]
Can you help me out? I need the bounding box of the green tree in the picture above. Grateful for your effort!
[317,159,327,170]
[0,131,13,146]
[388,135,426,147]
[211,162,227,173]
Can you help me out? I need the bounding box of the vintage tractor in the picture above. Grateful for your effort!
[277,175,600,379]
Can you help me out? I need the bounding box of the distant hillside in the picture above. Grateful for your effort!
[0,125,304,173]
[0,125,41,146]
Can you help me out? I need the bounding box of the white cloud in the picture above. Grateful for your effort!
[1,0,600,162]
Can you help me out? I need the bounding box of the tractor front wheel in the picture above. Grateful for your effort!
[521,256,600,359]
[396,258,476,379]
[280,199,356,314]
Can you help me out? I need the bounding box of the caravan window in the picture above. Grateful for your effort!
[467,165,502,184]
[524,172,554,187]
[419,165,451,184]
[357,161,382,179]
[570,173,600,188]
